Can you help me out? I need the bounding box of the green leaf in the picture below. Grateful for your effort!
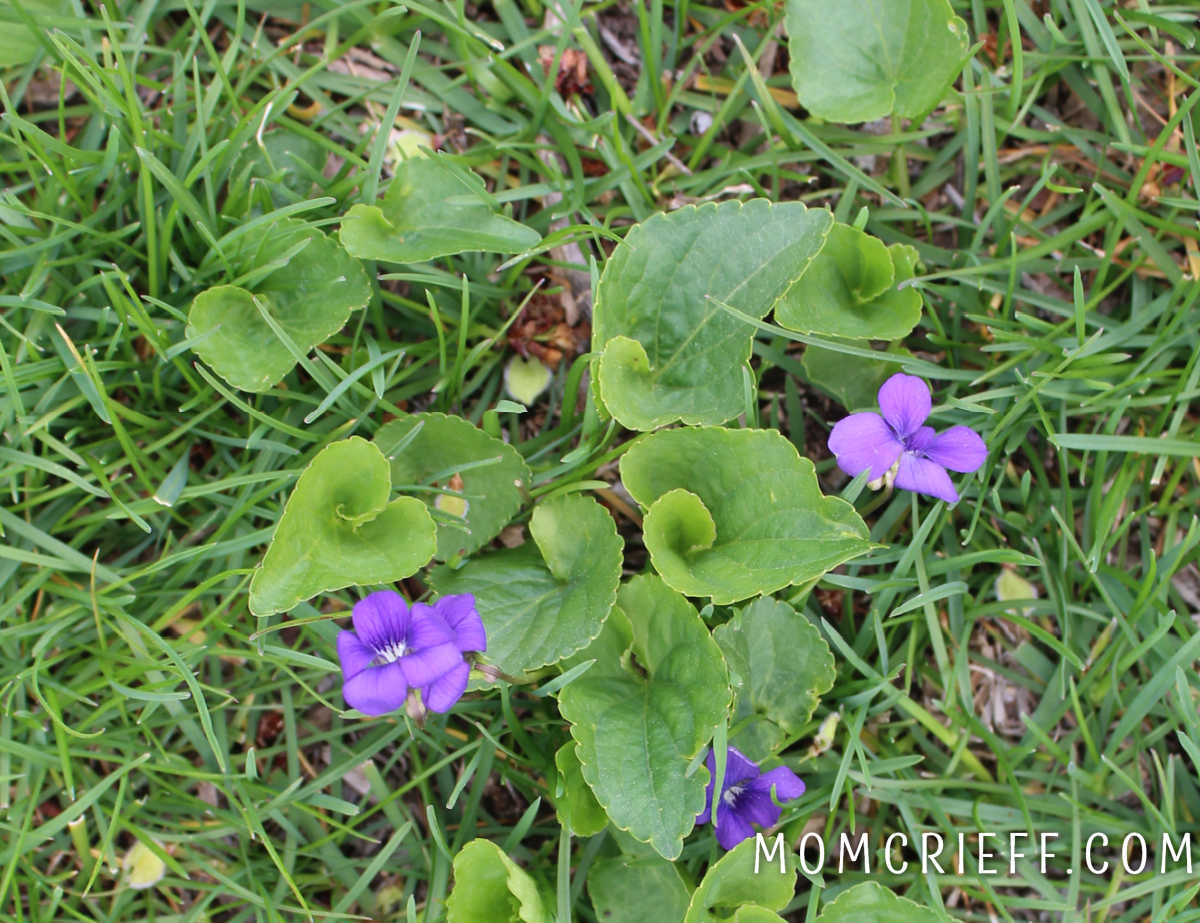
[816,882,947,922]
[587,855,691,923]
[592,200,832,430]
[431,493,622,674]
[558,576,730,859]
[800,340,912,411]
[248,437,437,616]
[559,599,634,682]
[775,224,922,339]
[683,836,796,923]
[713,598,835,760]
[620,428,874,604]
[785,0,970,123]
[553,743,608,837]
[446,838,547,923]
[339,154,541,263]
[186,219,370,392]
[375,413,531,560]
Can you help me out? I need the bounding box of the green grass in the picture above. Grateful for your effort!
[2,0,1199,920]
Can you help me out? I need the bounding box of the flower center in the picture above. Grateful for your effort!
[375,639,408,664]
[722,783,746,807]
[868,456,903,492]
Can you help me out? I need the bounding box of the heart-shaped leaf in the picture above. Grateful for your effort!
[592,200,832,430]
[248,437,437,616]
[683,837,796,923]
[785,0,969,123]
[775,224,922,339]
[587,856,691,923]
[714,598,835,760]
[339,154,541,263]
[620,427,874,605]
[431,493,622,674]
[446,839,547,923]
[187,219,370,392]
[816,882,947,922]
[375,413,531,561]
[558,576,730,859]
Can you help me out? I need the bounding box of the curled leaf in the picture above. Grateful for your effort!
[248,437,437,616]
[339,154,541,263]
[714,598,835,760]
[775,223,922,340]
[621,428,874,604]
[446,839,547,923]
[592,200,832,430]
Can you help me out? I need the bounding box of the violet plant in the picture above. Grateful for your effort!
[235,185,991,915]
[13,0,1183,918]
[226,4,986,914]
[237,180,988,916]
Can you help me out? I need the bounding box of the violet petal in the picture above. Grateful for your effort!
[895,453,958,503]
[435,594,487,653]
[399,640,463,687]
[732,787,783,830]
[352,591,410,651]
[828,412,903,480]
[877,373,931,439]
[906,425,937,453]
[422,660,470,713]
[407,604,457,648]
[336,631,375,680]
[722,746,762,786]
[343,661,408,715]
[752,765,806,802]
[714,801,755,850]
[923,425,987,473]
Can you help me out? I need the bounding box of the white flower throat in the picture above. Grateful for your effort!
[376,639,408,664]
[722,783,746,806]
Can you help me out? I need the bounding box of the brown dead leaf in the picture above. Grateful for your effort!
[538,46,592,97]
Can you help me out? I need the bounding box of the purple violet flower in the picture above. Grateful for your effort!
[695,746,806,850]
[337,591,485,716]
[418,594,487,712]
[827,372,986,504]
